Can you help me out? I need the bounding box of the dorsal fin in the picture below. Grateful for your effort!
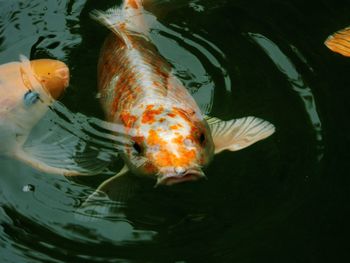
[90,0,155,48]
[90,8,132,48]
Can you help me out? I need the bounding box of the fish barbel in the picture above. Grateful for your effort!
[90,0,275,189]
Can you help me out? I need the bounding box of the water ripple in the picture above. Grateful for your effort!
[248,32,324,160]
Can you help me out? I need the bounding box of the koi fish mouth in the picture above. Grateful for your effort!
[156,168,206,186]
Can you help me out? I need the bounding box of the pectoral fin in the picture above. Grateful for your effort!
[15,149,85,176]
[95,165,130,196]
[75,165,139,222]
[14,121,116,176]
[13,103,122,176]
[15,137,111,176]
[206,116,275,154]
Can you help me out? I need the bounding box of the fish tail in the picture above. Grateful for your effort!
[122,0,144,10]
[90,0,151,46]
[325,26,350,57]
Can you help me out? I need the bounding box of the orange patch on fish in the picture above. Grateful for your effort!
[120,111,137,128]
[172,134,184,145]
[156,150,176,167]
[147,129,163,146]
[147,130,196,168]
[169,124,183,130]
[141,105,164,124]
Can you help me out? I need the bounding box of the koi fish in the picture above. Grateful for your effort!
[325,26,350,57]
[90,0,275,189]
[0,56,112,176]
[0,56,72,172]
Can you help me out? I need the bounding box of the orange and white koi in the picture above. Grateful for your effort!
[325,26,350,57]
[91,0,275,187]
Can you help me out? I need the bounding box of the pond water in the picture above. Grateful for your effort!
[0,0,348,262]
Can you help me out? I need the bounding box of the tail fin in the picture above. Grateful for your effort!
[122,0,143,10]
[90,0,152,47]
[325,27,350,57]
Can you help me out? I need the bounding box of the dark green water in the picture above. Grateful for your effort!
[0,0,349,262]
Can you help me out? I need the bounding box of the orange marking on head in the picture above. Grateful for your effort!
[167,113,176,118]
[156,150,176,167]
[172,134,184,145]
[120,111,137,128]
[146,130,197,168]
[147,129,164,146]
[142,105,164,124]
[178,148,196,164]
[169,123,183,130]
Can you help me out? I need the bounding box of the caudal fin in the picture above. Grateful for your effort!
[122,0,143,10]
[90,0,153,47]
[325,27,350,57]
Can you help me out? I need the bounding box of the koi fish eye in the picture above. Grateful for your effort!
[23,90,40,107]
[199,133,206,145]
[132,142,143,154]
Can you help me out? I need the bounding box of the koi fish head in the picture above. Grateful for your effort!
[0,57,69,139]
[30,59,69,99]
[121,105,214,186]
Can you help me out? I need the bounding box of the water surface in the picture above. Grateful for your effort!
[0,0,349,262]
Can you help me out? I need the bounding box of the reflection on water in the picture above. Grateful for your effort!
[0,0,86,62]
[248,33,324,160]
[145,13,230,114]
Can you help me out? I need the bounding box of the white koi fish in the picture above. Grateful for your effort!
[90,0,275,190]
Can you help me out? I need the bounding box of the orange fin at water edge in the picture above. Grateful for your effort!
[325,27,350,57]
[124,0,142,9]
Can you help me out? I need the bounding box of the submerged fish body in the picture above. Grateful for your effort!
[92,0,275,187]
